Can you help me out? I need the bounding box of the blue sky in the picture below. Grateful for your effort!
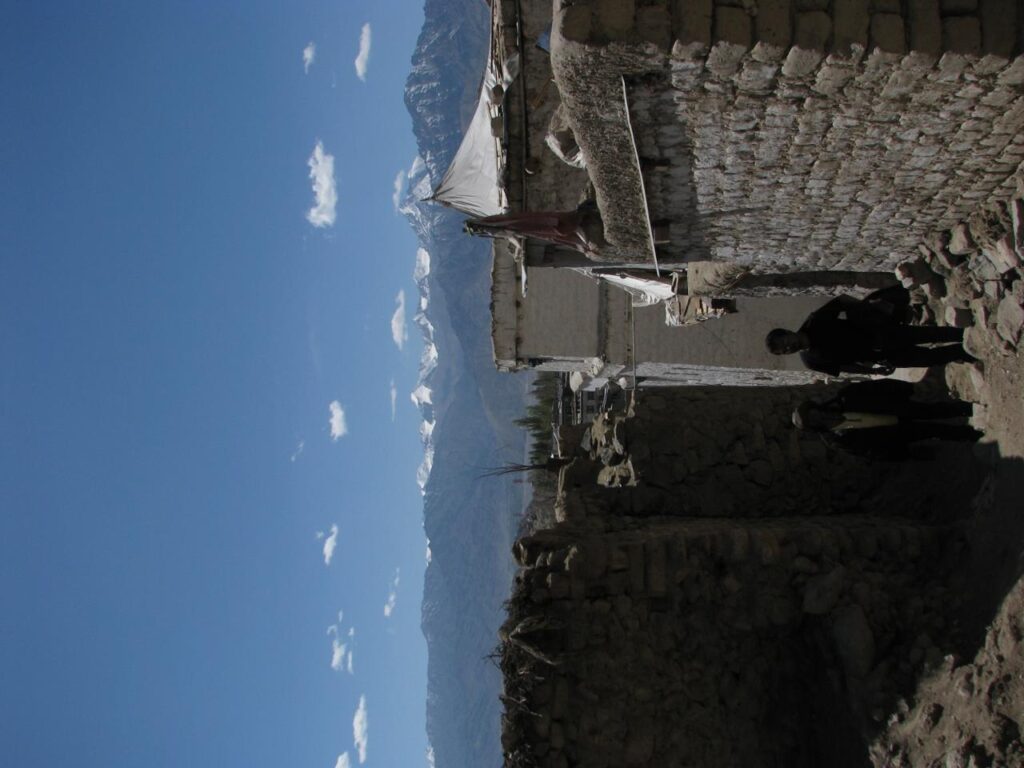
[1,2,434,766]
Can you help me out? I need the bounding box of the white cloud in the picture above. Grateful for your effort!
[389,379,397,422]
[327,611,343,633]
[329,401,348,440]
[354,23,372,81]
[327,614,354,673]
[290,439,305,463]
[426,746,435,767]
[303,42,316,73]
[383,569,400,618]
[306,141,337,228]
[317,524,339,565]
[335,754,351,768]
[331,637,347,671]
[392,170,405,210]
[353,695,369,763]
[391,290,407,351]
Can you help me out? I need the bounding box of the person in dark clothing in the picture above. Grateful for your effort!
[765,287,974,376]
[792,379,982,460]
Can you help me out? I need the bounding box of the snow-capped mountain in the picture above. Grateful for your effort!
[400,1,532,765]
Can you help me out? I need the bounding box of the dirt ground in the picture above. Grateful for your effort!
[869,240,1024,767]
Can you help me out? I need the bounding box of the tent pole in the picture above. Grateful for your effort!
[621,76,661,277]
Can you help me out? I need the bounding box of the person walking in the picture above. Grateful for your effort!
[792,379,981,459]
[765,287,973,376]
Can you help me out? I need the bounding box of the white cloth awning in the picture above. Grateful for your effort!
[583,270,677,307]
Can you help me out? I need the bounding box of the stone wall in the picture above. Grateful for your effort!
[557,384,961,518]
[549,0,1024,272]
[500,385,983,766]
[501,514,961,767]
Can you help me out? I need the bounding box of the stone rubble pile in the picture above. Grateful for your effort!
[895,194,1024,395]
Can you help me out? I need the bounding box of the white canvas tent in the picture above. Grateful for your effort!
[429,52,517,218]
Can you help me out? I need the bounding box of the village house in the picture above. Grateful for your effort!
[431,0,1024,386]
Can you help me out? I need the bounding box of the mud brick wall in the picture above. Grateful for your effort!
[557,385,947,520]
[549,0,1024,273]
[501,515,961,767]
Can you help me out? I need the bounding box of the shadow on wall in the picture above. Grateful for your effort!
[557,384,985,520]
[947,446,1024,652]
[498,388,1024,766]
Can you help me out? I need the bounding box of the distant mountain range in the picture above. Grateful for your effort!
[400,1,530,765]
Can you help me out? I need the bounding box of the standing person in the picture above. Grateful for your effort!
[464,200,607,256]
[765,288,973,376]
[792,379,981,460]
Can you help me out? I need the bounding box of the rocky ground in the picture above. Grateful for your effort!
[871,199,1024,768]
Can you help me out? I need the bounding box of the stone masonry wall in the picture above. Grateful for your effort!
[500,384,984,766]
[550,0,1024,272]
[557,385,957,519]
[501,514,961,767]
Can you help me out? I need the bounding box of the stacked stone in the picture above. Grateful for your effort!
[501,515,960,767]
[549,13,667,265]
[616,71,713,262]
[552,0,1024,274]
[667,0,1024,272]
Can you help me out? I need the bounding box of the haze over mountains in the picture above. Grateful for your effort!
[400,0,530,764]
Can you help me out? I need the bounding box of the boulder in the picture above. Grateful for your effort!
[996,297,1024,345]
[947,223,974,255]
[944,305,974,328]
[982,234,1022,274]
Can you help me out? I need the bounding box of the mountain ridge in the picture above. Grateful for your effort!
[401,1,530,765]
